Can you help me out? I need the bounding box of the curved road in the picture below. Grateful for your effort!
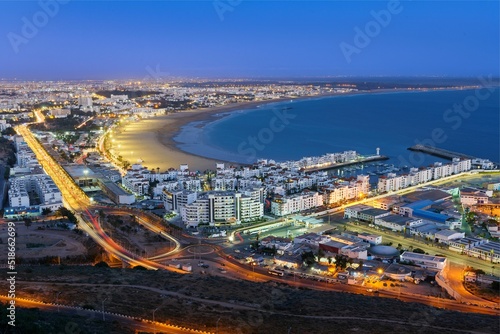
[0,295,207,334]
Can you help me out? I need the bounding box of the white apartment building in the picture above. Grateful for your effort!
[182,198,210,227]
[233,167,261,179]
[271,191,323,216]
[471,158,495,170]
[8,174,62,212]
[212,177,237,191]
[323,175,370,205]
[122,172,149,196]
[181,188,264,227]
[378,159,472,193]
[8,180,29,207]
[163,190,198,212]
[0,119,11,131]
[240,188,265,221]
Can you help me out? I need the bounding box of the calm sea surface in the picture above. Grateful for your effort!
[174,89,500,171]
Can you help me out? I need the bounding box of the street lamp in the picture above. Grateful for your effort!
[102,297,108,321]
[153,307,159,334]
[216,317,221,334]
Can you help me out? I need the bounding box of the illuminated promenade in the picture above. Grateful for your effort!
[15,124,181,271]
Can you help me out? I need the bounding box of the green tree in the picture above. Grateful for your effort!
[334,254,348,270]
[24,218,32,229]
[2,127,16,136]
[317,247,325,260]
[56,207,77,224]
[301,251,316,267]
[41,207,52,215]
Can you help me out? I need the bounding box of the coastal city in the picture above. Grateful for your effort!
[1,0,499,333]
[0,77,499,333]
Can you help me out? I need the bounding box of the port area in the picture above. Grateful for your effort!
[408,144,476,160]
[303,155,389,173]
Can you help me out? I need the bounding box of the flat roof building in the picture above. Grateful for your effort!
[375,214,422,231]
[98,179,135,205]
[400,251,447,270]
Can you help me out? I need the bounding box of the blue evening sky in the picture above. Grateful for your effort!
[0,0,498,80]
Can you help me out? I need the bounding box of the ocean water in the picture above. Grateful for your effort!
[174,88,500,169]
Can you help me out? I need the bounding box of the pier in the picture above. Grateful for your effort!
[303,155,389,173]
[408,144,476,160]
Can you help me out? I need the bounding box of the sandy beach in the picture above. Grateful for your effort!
[112,99,294,171]
[112,87,475,172]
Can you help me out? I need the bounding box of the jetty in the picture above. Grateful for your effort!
[303,155,389,173]
[408,144,476,160]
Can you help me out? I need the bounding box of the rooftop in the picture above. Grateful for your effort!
[401,251,446,263]
[435,229,461,237]
[403,189,452,202]
[368,245,400,258]
[378,214,417,225]
[360,208,390,217]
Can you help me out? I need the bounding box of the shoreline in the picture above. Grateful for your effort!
[113,98,299,171]
[113,86,482,171]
